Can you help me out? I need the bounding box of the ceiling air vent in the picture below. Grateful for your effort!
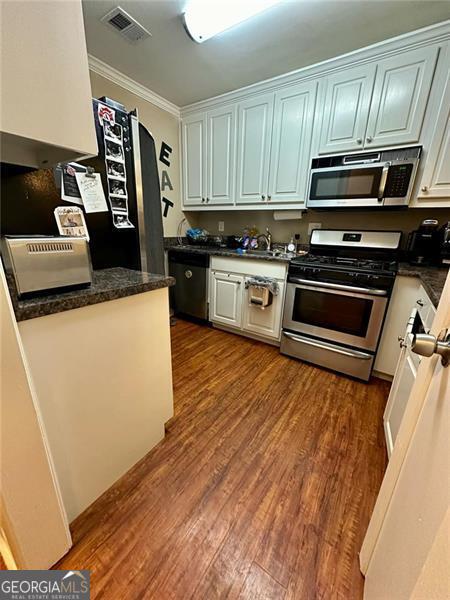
[101,7,152,43]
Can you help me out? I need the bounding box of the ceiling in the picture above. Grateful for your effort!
[82,0,450,107]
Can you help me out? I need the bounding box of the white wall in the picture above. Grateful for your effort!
[19,288,174,521]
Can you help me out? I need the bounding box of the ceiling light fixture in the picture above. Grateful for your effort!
[182,0,283,43]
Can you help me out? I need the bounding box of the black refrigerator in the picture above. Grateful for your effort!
[0,97,165,274]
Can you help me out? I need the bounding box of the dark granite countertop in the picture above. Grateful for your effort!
[397,263,448,307]
[166,244,294,263]
[8,267,175,322]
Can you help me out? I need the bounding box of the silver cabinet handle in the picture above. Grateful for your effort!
[283,331,372,360]
[411,329,449,367]
[289,277,388,296]
[206,197,210,203]
[356,138,362,144]
[366,136,373,143]
[261,194,266,201]
[417,299,424,307]
[267,195,272,201]
[421,186,428,192]
[201,197,205,203]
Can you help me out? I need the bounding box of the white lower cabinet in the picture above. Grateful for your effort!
[381,279,436,457]
[242,282,285,340]
[209,258,287,343]
[384,345,418,457]
[210,272,243,328]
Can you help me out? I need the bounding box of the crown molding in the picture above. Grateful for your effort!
[88,55,181,119]
[181,19,450,115]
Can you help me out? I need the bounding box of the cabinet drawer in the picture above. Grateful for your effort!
[211,256,286,279]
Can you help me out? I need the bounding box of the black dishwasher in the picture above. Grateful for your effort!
[168,250,210,321]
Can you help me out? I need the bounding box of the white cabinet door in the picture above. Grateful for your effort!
[1,0,97,168]
[365,46,439,148]
[236,93,274,204]
[268,82,317,205]
[210,271,243,328]
[207,105,236,206]
[242,282,285,340]
[416,66,450,204]
[319,64,377,154]
[384,345,418,457]
[182,113,207,206]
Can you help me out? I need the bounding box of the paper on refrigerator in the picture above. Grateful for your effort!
[75,172,109,213]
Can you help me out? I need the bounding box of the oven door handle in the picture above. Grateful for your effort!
[282,331,372,360]
[378,162,390,201]
[288,277,388,296]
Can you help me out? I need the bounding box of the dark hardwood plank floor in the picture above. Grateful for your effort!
[55,320,389,599]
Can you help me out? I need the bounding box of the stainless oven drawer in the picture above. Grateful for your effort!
[280,330,374,381]
[283,281,388,352]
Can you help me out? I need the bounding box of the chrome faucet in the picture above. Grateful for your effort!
[265,227,272,251]
[257,227,272,251]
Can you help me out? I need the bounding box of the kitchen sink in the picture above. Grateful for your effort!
[246,249,293,259]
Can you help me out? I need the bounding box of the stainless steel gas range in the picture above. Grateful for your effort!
[281,229,402,381]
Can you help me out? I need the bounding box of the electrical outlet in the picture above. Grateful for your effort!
[308,222,322,236]
[218,221,225,232]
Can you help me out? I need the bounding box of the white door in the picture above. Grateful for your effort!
[268,82,317,205]
[207,105,236,206]
[417,65,450,203]
[242,281,285,340]
[210,271,243,328]
[365,45,439,149]
[319,63,377,154]
[182,113,207,206]
[361,272,450,600]
[235,93,274,204]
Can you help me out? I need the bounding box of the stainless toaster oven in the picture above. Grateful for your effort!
[2,236,92,296]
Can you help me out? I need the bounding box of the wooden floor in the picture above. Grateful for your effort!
[56,320,389,599]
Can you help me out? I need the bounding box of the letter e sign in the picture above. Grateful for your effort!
[159,142,172,167]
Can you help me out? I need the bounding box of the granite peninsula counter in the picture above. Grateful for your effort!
[7,267,175,322]
[5,266,175,522]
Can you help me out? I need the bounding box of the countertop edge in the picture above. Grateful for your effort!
[9,269,175,322]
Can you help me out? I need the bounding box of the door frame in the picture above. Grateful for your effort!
[360,270,450,573]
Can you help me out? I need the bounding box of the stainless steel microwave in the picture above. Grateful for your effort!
[307,146,421,208]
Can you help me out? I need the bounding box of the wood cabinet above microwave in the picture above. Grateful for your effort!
[0,0,98,168]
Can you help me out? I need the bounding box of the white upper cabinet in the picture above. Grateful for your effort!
[182,113,207,206]
[365,46,439,148]
[319,64,377,154]
[207,105,236,205]
[1,0,97,168]
[415,65,450,205]
[181,23,448,211]
[268,82,317,205]
[235,94,274,204]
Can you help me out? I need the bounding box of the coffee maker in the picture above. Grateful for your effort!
[406,219,440,265]
[439,221,450,266]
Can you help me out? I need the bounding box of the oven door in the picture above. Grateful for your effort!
[283,279,388,351]
[307,163,388,208]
